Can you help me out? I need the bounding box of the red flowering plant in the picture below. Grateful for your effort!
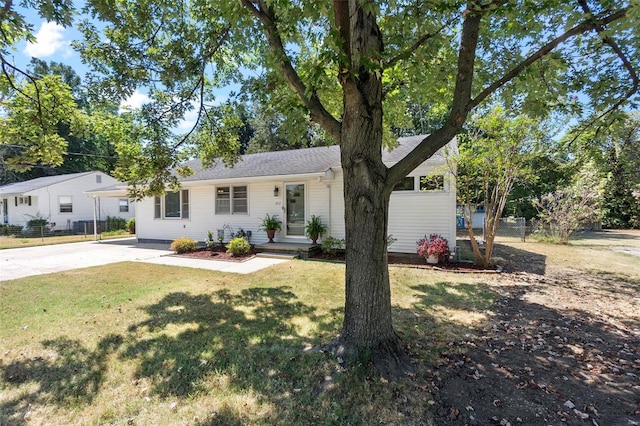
[416,234,450,260]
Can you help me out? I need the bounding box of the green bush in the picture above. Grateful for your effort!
[126,217,136,234]
[102,229,128,237]
[321,236,345,255]
[106,216,127,231]
[226,237,251,257]
[1,224,24,236]
[170,237,198,254]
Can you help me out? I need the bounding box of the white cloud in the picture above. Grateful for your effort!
[176,107,201,133]
[24,22,70,58]
[119,90,151,112]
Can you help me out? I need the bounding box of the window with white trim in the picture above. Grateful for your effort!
[59,196,73,213]
[119,199,129,212]
[216,186,248,214]
[393,176,415,191]
[153,190,189,219]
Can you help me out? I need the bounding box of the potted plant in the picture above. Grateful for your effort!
[305,215,328,244]
[417,234,450,264]
[259,213,282,243]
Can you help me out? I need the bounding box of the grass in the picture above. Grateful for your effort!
[0,260,496,425]
[1,230,638,425]
[0,233,135,250]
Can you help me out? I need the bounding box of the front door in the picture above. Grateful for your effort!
[285,183,305,237]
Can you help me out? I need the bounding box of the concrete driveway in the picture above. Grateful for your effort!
[0,238,289,281]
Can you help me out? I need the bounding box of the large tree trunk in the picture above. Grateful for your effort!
[327,1,412,378]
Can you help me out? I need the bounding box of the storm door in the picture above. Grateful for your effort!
[285,183,305,236]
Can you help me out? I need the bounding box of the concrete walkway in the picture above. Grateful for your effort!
[0,238,290,281]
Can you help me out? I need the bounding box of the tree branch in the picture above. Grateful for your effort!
[239,0,341,141]
[384,16,457,69]
[0,0,12,22]
[469,7,629,110]
[568,1,639,138]
[388,5,483,186]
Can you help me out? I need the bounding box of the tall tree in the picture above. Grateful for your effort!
[71,1,639,374]
[452,108,541,267]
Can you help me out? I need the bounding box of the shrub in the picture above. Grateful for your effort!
[126,218,136,234]
[170,237,198,254]
[226,237,251,257]
[1,225,23,236]
[26,217,48,230]
[321,236,345,255]
[106,216,127,231]
[102,229,128,237]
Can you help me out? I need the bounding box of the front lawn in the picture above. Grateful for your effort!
[0,260,494,425]
[0,233,135,250]
[1,231,638,425]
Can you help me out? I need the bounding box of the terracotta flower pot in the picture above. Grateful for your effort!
[266,229,276,243]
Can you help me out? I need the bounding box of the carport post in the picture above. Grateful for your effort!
[93,196,98,241]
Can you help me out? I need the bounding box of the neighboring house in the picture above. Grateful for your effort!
[0,171,134,231]
[89,135,457,254]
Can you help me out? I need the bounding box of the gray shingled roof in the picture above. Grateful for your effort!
[0,172,95,196]
[182,134,447,182]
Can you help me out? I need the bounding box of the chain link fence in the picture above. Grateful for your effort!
[1,217,134,240]
[456,216,528,243]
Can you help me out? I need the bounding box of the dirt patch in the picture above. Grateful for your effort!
[173,246,256,262]
[430,268,640,425]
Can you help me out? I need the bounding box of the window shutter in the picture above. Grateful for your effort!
[15,197,17,206]
[28,196,32,206]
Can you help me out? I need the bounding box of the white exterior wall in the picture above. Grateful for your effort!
[136,159,456,254]
[137,177,337,245]
[1,172,134,230]
[388,161,456,253]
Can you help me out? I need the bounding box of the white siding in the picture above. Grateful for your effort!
[136,158,457,254]
[2,172,134,230]
[388,165,456,253]
[137,177,343,245]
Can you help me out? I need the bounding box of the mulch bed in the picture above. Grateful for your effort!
[309,251,500,272]
[173,246,256,262]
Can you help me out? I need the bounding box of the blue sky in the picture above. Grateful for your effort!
[9,9,206,131]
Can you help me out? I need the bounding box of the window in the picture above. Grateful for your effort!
[164,191,180,218]
[16,196,31,205]
[232,186,247,214]
[154,196,161,219]
[154,190,189,219]
[216,186,248,214]
[393,176,415,191]
[59,196,73,213]
[119,199,129,213]
[419,175,445,191]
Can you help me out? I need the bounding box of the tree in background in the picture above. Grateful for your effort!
[562,111,640,229]
[452,108,541,267]
[534,161,605,243]
[2,1,638,374]
[600,113,640,228]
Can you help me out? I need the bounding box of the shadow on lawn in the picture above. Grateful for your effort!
[122,287,324,398]
[424,281,640,425]
[1,334,122,424]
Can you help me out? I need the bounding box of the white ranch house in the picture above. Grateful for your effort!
[102,135,456,254]
[0,171,135,232]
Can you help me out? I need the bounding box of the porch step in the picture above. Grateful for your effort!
[256,251,298,260]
